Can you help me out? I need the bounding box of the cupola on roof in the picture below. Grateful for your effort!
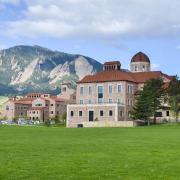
[131,52,150,63]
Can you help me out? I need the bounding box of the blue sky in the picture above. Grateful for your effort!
[0,0,180,76]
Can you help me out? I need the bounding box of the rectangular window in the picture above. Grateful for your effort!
[119,111,123,117]
[135,65,138,72]
[127,85,133,94]
[100,110,104,117]
[109,110,113,116]
[88,99,92,104]
[79,111,82,117]
[118,84,122,93]
[131,85,133,94]
[131,100,133,106]
[98,86,104,103]
[35,103,42,107]
[155,112,162,117]
[80,100,83,104]
[88,86,92,95]
[80,87,84,95]
[166,111,170,117]
[127,85,130,93]
[109,85,113,94]
[51,111,54,114]
[63,87,67,92]
[51,104,54,106]
[109,99,112,103]
[71,111,74,117]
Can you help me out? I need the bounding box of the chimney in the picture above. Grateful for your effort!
[103,61,121,71]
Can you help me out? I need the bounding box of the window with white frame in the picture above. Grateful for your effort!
[80,100,83,104]
[117,84,122,93]
[117,98,124,104]
[142,65,145,71]
[80,86,84,95]
[135,65,138,71]
[88,86,92,95]
[109,99,113,103]
[127,84,133,94]
[109,85,113,94]
[98,85,104,103]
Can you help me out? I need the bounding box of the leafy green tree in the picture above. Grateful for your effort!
[61,112,67,124]
[13,116,18,123]
[45,118,51,127]
[54,115,60,124]
[131,78,164,125]
[168,76,180,122]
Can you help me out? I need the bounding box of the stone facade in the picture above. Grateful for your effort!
[130,62,150,72]
[67,52,174,128]
[2,83,75,121]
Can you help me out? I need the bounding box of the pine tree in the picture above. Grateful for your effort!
[131,78,164,125]
[168,76,180,122]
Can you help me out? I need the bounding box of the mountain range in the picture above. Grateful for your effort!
[0,45,102,95]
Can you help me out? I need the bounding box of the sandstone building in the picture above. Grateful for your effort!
[67,52,174,128]
[2,83,75,121]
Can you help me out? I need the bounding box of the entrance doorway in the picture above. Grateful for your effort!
[89,111,94,122]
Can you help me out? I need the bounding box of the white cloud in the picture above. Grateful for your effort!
[2,0,180,38]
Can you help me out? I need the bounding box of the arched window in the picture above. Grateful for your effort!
[142,65,145,71]
[135,65,138,71]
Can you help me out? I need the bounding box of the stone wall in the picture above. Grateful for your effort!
[82,121,136,128]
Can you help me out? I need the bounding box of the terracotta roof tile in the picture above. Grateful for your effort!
[14,100,32,105]
[78,70,135,83]
[28,107,47,111]
[104,61,121,65]
[50,96,66,102]
[78,70,172,84]
[131,52,150,63]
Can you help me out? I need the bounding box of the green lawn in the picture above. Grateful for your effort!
[0,125,180,179]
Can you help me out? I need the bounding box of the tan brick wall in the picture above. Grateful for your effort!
[130,62,150,72]
[67,104,125,128]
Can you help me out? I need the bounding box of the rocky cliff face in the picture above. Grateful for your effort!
[0,45,102,95]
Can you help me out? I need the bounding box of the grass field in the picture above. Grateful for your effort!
[1,125,180,179]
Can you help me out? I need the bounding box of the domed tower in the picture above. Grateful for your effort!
[130,52,151,72]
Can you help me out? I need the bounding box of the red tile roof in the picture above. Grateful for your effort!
[78,70,172,84]
[50,96,66,102]
[78,70,135,83]
[131,52,150,63]
[14,100,32,105]
[104,61,121,65]
[28,107,47,111]
[132,71,171,83]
